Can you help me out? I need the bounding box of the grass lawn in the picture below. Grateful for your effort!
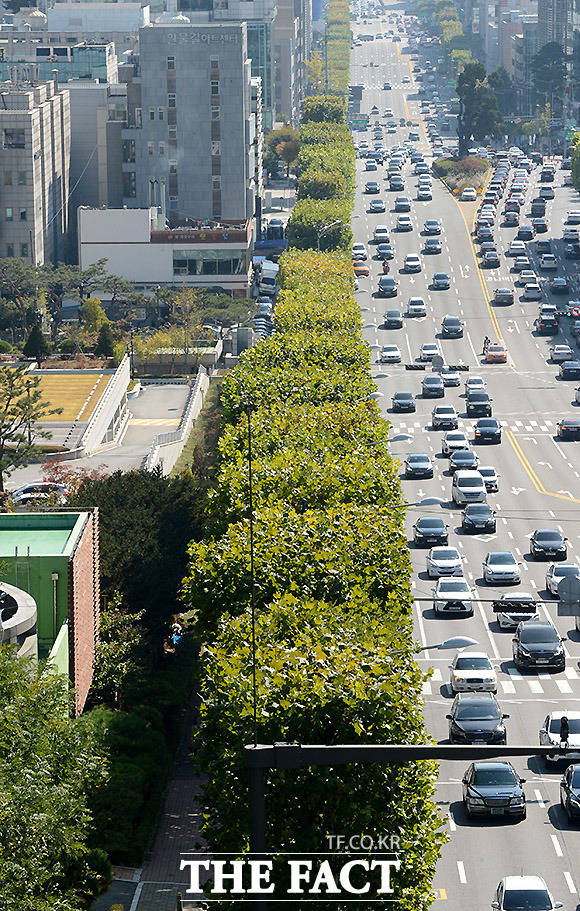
[36,373,110,422]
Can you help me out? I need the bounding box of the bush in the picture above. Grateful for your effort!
[433,155,490,191]
[286,198,352,250]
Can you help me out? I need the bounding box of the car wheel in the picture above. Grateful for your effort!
[463,798,473,818]
[519,808,527,821]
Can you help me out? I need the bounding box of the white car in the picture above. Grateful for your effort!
[432,578,475,616]
[508,240,526,256]
[449,651,497,693]
[440,366,460,386]
[420,343,439,361]
[540,253,558,270]
[417,187,432,200]
[540,711,580,763]
[545,562,580,597]
[405,254,422,272]
[465,376,485,394]
[461,187,477,201]
[483,551,521,584]
[442,430,469,455]
[397,215,413,231]
[567,210,580,224]
[563,227,580,242]
[426,545,463,578]
[380,344,402,363]
[496,592,538,630]
[550,344,574,363]
[10,482,67,505]
[352,243,368,260]
[517,269,536,286]
[407,297,427,317]
[523,282,542,300]
[373,224,390,243]
[492,877,563,911]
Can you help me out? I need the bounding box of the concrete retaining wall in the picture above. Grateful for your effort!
[142,367,210,475]
[79,355,131,455]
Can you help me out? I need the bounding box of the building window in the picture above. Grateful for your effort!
[169,160,177,174]
[135,107,142,127]
[210,55,219,70]
[168,93,176,108]
[173,248,245,276]
[3,129,24,149]
[212,157,221,176]
[149,107,155,121]
[123,171,136,198]
[20,243,28,258]
[167,55,175,70]
[211,140,221,155]
[147,142,154,156]
[159,142,165,156]
[122,139,135,163]
[17,171,26,186]
[169,195,178,202]
[212,176,221,189]
[20,209,26,221]
[211,105,220,121]
[210,79,219,95]
[4,172,11,186]
[158,106,164,121]
[168,126,177,141]
[6,243,14,257]
[5,207,12,221]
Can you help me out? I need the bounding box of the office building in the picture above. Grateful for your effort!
[121,20,259,224]
[45,2,151,32]
[78,206,254,296]
[0,75,70,264]
[511,15,539,115]
[0,40,118,83]
[273,0,311,124]
[172,0,277,130]
[538,0,568,48]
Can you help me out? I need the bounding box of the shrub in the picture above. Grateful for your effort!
[433,155,490,191]
[285,198,352,250]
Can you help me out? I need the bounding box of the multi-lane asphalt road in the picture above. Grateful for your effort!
[351,9,580,911]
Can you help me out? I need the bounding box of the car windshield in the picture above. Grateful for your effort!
[468,505,491,514]
[432,549,458,560]
[409,455,429,463]
[549,718,580,734]
[455,702,499,721]
[454,452,474,459]
[571,769,580,786]
[425,377,441,384]
[457,478,482,488]
[419,519,443,528]
[435,274,448,279]
[489,554,515,564]
[479,468,495,476]
[396,393,413,400]
[455,657,492,670]
[439,581,469,592]
[553,565,579,576]
[479,420,496,427]
[536,531,561,541]
[472,767,515,786]
[469,393,488,401]
[503,890,551,911]
[520,626,558,643]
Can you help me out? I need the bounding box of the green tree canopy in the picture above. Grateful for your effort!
[532,41,567,108]
[0,365,61,490]
[456,61,503,154]
[23,322,51,366]
[95,321,115,357]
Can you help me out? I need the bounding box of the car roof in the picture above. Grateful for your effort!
[473,760,513,770]
[456,651,489,659]
[503,876,547,891]
[456,692,496,702]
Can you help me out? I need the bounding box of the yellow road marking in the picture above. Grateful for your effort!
[433,889,448,901]
[130,418,180,427]
[506,430,580,503]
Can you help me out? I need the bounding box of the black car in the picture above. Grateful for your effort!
[474,418,501,443]
[532,218,549,233]
[384,308,403,328]
[462,503,497,533]
[447,693,508,744]
[566,244,580,260]
[558,418,580,439]
[449,449,479,474]
[512,618,565,671]
[377,243,394,260]
[424,238,442,254]
[560,764,580,821]
[462,761,526,819]
[518,225,534,241]
[442,315,464,338]
[392,391,415,412]
[536,315,559,334]
[422,375,445,398]
[405,453,434,478]
[531,529,568,560]
[413,516,448,546]
[559,361,580,380]
[467,391,492,417]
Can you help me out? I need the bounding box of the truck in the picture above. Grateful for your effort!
[258,260,280,296]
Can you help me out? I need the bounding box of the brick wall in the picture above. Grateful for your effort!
[68,508,100,716]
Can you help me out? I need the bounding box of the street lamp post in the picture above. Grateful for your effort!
[316,219,342,252]
[246,404,258,749]
[26,380,31,446]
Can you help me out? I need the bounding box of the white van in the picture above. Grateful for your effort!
[452,470,487,505]
[258,260,280,296]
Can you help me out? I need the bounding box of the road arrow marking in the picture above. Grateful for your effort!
[538,461,553,470]
[559,490,574,498]
[511,487,525,495]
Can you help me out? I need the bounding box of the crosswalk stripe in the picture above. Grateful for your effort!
[432,668,443,682]
[565,667,578,679]
[501,680,516,694]
[422,682,432,695]
[508,666,523,678]
[528,680,543,693]
[557,680,573,694]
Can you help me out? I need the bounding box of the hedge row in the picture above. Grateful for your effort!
[432,155,490,191]
[183,98,444,906]
[325,0,351,96]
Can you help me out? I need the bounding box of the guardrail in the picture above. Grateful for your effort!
[78,355,131,455]
[142,367,210,475]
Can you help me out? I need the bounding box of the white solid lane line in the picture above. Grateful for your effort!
[550,834,563,858]
[534,790,545,808]
[564,873,577,895]
[457,861,467,884]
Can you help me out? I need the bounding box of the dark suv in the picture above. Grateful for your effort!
[512,618,565,671]
[530,529,568,560]
[466,391,492,417]
[441,315,464,338]
[447,693,508,744]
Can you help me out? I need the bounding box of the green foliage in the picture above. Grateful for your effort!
[23,322,51,365]
[324,1,351,96]
[0,650,110,909]
[297,167,348,199]
[432,155,490,191]
[532,41,567,108]
[264,125,300,175]
[0,364,62,490]
[302,94,346,123]
[0,339,12,354]
[79,296,108,335]
[456,61,504,155]
[286,198,352,250]
[95,321,115,357]
[571,132,580,192]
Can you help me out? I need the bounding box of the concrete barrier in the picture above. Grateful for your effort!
[142,367,210,475]
[78,355,131,455]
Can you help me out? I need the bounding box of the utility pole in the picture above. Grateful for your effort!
[324,28,328,92]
